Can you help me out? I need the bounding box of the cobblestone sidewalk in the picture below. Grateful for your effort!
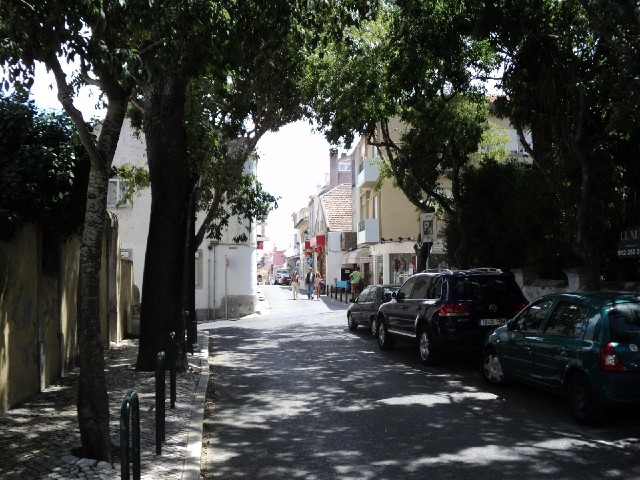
[0,334,209,480]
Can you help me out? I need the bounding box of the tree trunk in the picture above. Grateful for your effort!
[180,180,198,368]
[137,74,190,371]
[415,242,430,272]
[450,157,469,269]
[76,166,112,460]
[75,105,128,461]
[574,151,601,291]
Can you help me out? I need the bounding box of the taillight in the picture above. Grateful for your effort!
[515,302,528,312]
[439,303,470,316]
[600,343,626,372]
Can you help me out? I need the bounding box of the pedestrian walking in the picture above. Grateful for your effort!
[349,266,363,300]
[291,271,300,299]
[314,272,323,301]
[305,267,315,299]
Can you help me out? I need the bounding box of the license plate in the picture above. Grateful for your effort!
[480,318,506,326]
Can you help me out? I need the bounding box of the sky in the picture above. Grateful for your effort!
[255,122,336,252]
[28,63,335,252]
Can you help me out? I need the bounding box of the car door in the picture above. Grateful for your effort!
[359,287,378,325]
[352,286,371,323]
[532,300,589,389]
[498,297,555,380]
[386,277,418,332]
[397,275,432,335]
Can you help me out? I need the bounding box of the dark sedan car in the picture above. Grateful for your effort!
[481,291,640,424]
[377,268,528,365]
[347,284,400,336]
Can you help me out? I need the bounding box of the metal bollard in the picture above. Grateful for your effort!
[155,351,166,455]
[168,332,176,409]
[120,390,140,480]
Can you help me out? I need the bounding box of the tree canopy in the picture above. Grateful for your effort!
[0,94,89,240]
[310,0,640,281]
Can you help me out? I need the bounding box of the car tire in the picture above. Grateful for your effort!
[566,372,604,424]
[418,326,438,366]
[370,317,378,337]
[347,313,358,331]
[481,348,508,386]
[377,316,395,350]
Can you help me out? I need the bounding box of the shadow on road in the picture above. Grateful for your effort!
[201,318,640,480]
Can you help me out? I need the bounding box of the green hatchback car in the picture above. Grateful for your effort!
[481,291,640,424]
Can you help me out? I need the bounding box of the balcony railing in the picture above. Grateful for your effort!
[357,218,380,245]
[356,157,380,189]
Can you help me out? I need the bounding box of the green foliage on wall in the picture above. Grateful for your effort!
[0,94,89,240]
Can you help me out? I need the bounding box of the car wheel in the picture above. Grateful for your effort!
[481,348,508,386]
[418,326,438,366]
[370,317,378,337]
[377,317,395,350]
[567,373,604,424]
[347,313,358,331]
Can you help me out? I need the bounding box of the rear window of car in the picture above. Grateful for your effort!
[450,275,522,301]
[608,303,640,343]
[382,286,399,302]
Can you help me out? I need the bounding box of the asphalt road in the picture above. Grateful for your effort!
[200,285,640,480]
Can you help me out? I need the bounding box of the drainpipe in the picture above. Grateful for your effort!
[207,242,212,320]
[224,255,228,320]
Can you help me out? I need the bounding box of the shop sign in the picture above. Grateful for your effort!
[618,226,640,258]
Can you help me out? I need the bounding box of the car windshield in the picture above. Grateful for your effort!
[608,303,640,343]
[451,275,521,301]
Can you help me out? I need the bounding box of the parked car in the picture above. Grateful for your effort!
[481,291,640,424]
[347,284,400,336]
[377,268,528,365]
[278,273,291,286]
[274,268,289,285]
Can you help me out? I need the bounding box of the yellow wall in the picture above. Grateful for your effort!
[0,220,130,414]
[0,224,40,412]
[378,179,419,239]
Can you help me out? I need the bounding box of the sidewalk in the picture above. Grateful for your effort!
[0,333,209,480]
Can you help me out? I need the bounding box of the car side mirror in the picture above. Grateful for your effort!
[349,298,355,304]
[507,319,517,332]
[395,292,405,301]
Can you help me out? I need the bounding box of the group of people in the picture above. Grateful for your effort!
[290,266,364,301]
[289,267,323,300]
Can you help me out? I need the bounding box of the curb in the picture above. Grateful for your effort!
[182,332,209,480]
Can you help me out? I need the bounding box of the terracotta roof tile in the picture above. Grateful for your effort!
[320,183,353,232]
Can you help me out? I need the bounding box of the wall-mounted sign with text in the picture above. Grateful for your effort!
[617,226,640,259]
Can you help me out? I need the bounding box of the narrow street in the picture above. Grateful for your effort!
[200,285,640,480]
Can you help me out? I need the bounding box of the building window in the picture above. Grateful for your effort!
[338,161,351,171]
[195,249,203,289]
[107,178,131,208]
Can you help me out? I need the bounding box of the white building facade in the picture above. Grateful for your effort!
[106,119,259,321]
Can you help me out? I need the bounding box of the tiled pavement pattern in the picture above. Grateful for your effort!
[0,334,209,480]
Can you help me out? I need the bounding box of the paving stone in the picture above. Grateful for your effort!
[0,335,209,480]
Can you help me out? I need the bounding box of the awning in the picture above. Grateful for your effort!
[342,251,359,264]
[341,249,370,264]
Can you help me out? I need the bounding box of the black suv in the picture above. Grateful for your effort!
[377,268,528,365]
